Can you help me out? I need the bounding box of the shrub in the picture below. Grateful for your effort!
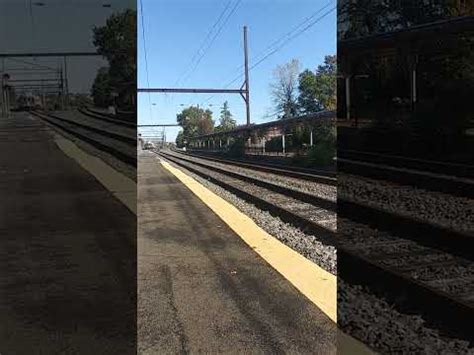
[228,138,246,157]
[306,140,335,167]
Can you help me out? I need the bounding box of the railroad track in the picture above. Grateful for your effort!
[177,149,336,185]
[158,149,474,342]
[31,110,136,167]
[78,106,136,129]
[339,149,474,198]
[340,149,474,178]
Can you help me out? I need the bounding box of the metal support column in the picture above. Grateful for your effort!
[243,26,250,126]
[345,76,351,121]
[63,56,69,108]
[410,54,418,111]
[1,59,4,117]
[138,27,251,125]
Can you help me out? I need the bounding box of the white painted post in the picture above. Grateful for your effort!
[282,135,285,154]
[310,130,313,147]
[262,137,265,153]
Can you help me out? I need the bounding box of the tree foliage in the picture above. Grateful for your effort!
[175,131,185,148]
[216,101,236,132]
[92,9,136,109]
[270,59,301,119]
[298,55,337,113]
[176,105,214,139]
[91,67,112,108]
[338,0,474,40]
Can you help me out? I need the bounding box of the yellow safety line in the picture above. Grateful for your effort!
[160,159,337,323]
[54,135,136,215]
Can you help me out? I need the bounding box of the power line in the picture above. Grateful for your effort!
[139,0,153,120]
[175,0,234,86]
[180,0,242,109]
[180,0,243,86]
[250,6,336,70]
[201,3,336,106]
[226,0,334,78]
[7,57,57,71]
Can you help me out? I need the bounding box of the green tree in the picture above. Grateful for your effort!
[176,105,214,139]
[215,101,236,132]
[270,59,301,119]
[175,130,185,148]
[298,55,337,113]
[91,67,112,108]
[338,0,474,40]
[298,70,320,113]
[92,9,136,109]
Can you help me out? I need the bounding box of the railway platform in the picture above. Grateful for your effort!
[138,150,337,353]
[0,113,136,354]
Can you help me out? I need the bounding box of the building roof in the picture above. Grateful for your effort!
[188,110,335,140]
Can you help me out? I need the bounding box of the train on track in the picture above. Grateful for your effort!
[15,93,43,111]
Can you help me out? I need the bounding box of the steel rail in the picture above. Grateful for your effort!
[31,111,136,167]
[158,150,474,342]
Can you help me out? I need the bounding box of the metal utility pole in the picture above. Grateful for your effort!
[243,25,250,126]
[2,73,10,117]
[138,26,251,126]
[0,60,4,117]
[63,56,69,108]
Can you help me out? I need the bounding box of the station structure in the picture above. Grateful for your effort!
[186,110,335,155]
[338,15,474,126]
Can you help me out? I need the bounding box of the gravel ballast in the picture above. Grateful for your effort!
[339,280,474,354]
[166,150,336,201]
[339,173,474,234]
[158,153,474,354]
[158,154,337,275]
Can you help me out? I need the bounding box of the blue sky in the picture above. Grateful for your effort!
[0,0,132,93]
[138,0,336,142]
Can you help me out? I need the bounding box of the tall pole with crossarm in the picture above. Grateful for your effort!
[243,26,250,126]
[138,27,252,126]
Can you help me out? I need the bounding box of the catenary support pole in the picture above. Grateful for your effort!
[244,26,250,126]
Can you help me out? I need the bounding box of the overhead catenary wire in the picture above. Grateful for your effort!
[180,0,242,106]
[200,2,336,107]
[175,0,234,87]
[180,0,243,86]
[7,57,57,71]
[224,0,334,80]
[139,0,154,121]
